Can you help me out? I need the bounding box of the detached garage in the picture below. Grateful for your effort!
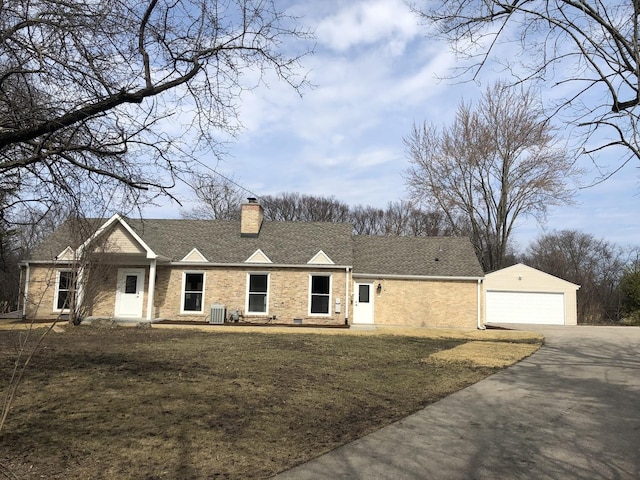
[484,264,580,326]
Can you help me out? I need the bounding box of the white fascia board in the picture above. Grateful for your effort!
[352,273,484,282]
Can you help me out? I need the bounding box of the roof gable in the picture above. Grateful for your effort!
[181,248,208,262]
[485,263,580,289]
[56,246,75,261]
[308,250,334,265]
[94,221,146,255]
[245,249,272,264]
[80,214,156,259]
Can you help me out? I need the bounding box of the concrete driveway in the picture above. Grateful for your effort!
[274,326,640,479]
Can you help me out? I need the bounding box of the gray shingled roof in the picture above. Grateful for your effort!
[28,217,483,278]
[125,219,354,265]
[29,218,354,266]
[28,218,105,261]
[352,236,483,277]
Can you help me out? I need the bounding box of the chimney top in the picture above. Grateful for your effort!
[241,198,263,237]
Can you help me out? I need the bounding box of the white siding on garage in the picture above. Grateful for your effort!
[483,264,580,326]
[486,291,565,325]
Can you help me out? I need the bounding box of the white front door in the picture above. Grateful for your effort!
[353,282,374,324]
[115,268,145,318]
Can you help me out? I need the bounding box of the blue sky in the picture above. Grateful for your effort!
[146,0,638,250]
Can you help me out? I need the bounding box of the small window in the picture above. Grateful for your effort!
[310,275,331,315]
[247,273,268,314]
[358,284,370,303]
[55,270,75,311]
[124,275,138,294]
[182,272,204,313]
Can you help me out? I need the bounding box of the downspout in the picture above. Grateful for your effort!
[146,258,156,321]
[477,278,485,330]
[345,267,350,325]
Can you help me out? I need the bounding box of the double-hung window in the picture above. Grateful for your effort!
[310,274,331,315]
[182,272,205,313]
[247,273,269,314]
[54,270,75,312]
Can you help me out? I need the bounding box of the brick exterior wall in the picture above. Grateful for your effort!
[25,263,348,325]
[154,266,348,325]
[25,264,146,320]
[361,277,480,329]
[24,265,58,320]
[26,264,480,329]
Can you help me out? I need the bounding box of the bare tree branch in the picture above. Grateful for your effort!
[410,0,640,168]
[0,0,311,219]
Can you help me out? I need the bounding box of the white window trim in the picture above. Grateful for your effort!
[246,272,270,316]
[180,271,206,314]
[53,269,73,313]
[309,273,332,316]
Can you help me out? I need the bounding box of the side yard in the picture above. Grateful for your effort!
[0,324,541,479]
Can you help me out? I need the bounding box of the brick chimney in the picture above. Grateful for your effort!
[241,197,263,237]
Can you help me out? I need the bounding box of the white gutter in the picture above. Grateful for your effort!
[477,278,485,330]
[169,262,352,269]
[353,273,483,282]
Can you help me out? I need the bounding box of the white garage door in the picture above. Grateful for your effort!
[486,291,565,325]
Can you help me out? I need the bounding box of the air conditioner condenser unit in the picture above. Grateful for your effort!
[209,304,226,324]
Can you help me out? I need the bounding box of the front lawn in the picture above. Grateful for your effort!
[0,325,540,479]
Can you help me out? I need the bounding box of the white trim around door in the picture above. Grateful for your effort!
[115,268,145,318]
[352,281,374,324]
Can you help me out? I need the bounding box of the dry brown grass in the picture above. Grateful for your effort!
[0,324,542,479]
[428,341,541,367]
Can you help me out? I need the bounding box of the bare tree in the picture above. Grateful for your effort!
[350,205,385,235]
[181,174,243,220]
[348,201,454,236]
[405,207,456,237]
[0,0,310,217]
[381,201,455,237]
[0,209,19,312]
[181,184,456,237]
[410,0,640,172]
[620,251,640,324]
[405,82,579,271]
[523,230,626,323]
[261,193,351,222]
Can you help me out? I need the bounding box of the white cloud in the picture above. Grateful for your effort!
[143,0,639,249]
[315,0,420,53]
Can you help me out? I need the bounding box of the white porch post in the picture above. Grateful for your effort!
[345,267,350,324]
[146,259,156,321]
[76,263,85,318]
[21,264,30,318]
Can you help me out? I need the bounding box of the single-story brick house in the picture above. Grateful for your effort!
[19,199,485,329]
